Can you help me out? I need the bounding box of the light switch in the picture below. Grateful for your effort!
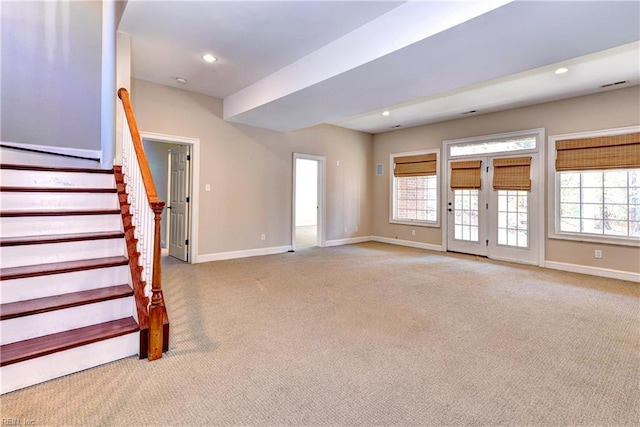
[205,184,211,192]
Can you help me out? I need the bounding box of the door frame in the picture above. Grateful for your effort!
[441,128,546,266]
[141,131,200,264]
[292,153,326,251]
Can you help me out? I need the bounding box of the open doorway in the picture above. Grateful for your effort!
[292,153,326,250]
[141,132,200,263]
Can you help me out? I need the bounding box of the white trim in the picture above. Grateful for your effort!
[389,148,440,228]
[140,131,200,264]
[325,236,373,247]
[372,236,443,252]
[441,128,545,266]
[544,261,640,283]
[547,125,640,247]
[0,141,101,161]
[195,245,292,263]
[292,153,326,250]
[101,0,116,169]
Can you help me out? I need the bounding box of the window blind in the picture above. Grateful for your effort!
[450,160,482,189]
[394,153,437,177]
[555,132,640,171]
[493,157,531,191]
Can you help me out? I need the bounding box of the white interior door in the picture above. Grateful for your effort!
[168,145,190,261]
[447,155,539,264]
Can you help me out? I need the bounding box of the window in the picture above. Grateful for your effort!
[450,136,536,157]
[390,150,439,226]
[549,127,640,245]
[558,169,639,238]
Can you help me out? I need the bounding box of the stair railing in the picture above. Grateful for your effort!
[117,88,166,360]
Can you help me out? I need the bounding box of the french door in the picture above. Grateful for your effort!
[446,154,539,265]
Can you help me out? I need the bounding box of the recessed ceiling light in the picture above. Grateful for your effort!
[202,54,217,63]
[175,77,188,84]
[382,111,390,116]
[555,67,569,75]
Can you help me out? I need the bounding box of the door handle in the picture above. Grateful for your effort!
[448,208,452,212]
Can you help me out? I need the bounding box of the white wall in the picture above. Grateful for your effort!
[1,1,102,150]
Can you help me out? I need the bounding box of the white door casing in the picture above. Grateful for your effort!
[140,131,200,264]
[292,153,326,251]
[443,128,544,266]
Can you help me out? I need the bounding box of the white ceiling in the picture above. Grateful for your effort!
[119,1,640,134]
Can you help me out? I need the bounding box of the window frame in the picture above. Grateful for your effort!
[389,149,440,228]
[548,125,640,247]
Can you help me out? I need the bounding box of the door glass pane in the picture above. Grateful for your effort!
[497,190,528,248]
[454,190,479,242]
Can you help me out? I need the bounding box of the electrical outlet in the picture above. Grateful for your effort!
[261,234,266,241]
[594,249,602,259]
[411,229,416,236]
[355,225,358,232]
[344,227,348,234]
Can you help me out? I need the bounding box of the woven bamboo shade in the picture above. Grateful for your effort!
[555,132,640,171]
[394,153,437,177]
[450,160,482,189]
[493,157,531,191]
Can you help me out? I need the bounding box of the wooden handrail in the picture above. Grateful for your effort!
[117,88,161,204]
[117,87,166,361]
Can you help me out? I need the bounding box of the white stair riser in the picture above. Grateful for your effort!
[0,192,119,211]
[0,239,126,269]
[0,169,114,189]
[0,265,131,304]
[1,297,134,345]
[0,214,122,238]
[0,331,138,394]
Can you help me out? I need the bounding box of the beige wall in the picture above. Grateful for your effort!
[1,1,102,149]
[131,79,373,257]
[373,86,640,274]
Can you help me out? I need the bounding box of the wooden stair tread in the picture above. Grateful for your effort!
[0,186,116,193]
[1,285,133,320]
[0,209,120,217]
[0,256,129,280]
[0,164,113,174]
[0,231,125,247]
[0,317,139,367]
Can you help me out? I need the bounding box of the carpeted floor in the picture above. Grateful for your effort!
[1,242,639,426]
[295,225,317,249]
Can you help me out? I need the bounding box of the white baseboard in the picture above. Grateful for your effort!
[195,245,292,263]
[324,236,374,247]
[371,236,443,252]
[544,261,640,283]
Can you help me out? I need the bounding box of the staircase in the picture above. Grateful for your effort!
[0,163,141,394]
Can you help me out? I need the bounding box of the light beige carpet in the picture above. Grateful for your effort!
[295,225,317,249]
[1,242,639,426]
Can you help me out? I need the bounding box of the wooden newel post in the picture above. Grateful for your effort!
[148,201,166,361]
